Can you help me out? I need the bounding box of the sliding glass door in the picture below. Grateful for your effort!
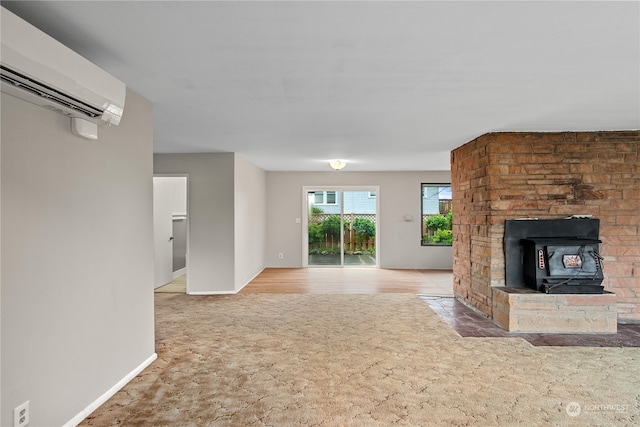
[305,188,378,267]
[307,190,343,266]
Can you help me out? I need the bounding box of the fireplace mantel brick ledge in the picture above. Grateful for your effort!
[492,287,617,334]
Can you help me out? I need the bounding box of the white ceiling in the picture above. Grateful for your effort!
[3,1,639,171]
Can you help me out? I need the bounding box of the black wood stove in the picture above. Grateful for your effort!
[521,237,604,293]
[504,218,605,294]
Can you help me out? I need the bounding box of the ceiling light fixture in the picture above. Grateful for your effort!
[329,160,346,170]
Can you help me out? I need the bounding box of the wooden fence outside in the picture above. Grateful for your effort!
[438,200,453,215]
[309,231,375,252]
[308,213,376,252]
[309,213,376,225]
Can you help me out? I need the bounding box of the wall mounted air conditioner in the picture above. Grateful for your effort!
[0,7,126,126]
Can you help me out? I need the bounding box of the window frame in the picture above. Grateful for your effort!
[421,183,453,246]
[313,190,338,205]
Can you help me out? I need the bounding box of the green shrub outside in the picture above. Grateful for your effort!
[432,229,453,244]
[308,223,324,244]
[321,215,342,237]
[423,209,453,244]
[309,214,347,245]
[352,218,375,242]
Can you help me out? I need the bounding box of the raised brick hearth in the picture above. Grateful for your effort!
[451,131,640,330]
[492,287,617,333]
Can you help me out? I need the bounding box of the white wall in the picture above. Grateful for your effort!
[154,153,268,293]
[234,155,267,290]
[1,89,155,426]
[266,171,453,269]
[154,176,187,215]
[154,153,235,293]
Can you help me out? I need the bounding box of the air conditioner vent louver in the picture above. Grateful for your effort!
[1,7,126,126]
[1,65,102,118]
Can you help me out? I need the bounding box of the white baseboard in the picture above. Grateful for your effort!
[63,353,158,427]
[187,267,265,295]
[172,267,187,279]
[187,290,236,295]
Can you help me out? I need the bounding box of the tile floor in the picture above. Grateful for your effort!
[421,296,640,347]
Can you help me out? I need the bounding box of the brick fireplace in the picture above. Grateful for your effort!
[450,131,640,329]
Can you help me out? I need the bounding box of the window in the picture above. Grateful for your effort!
[326,191,337,204]
[313,191,337,205]
[421,184,453,245]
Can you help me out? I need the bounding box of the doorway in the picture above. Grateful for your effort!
[304,187,379,267]
[153,175,188,291]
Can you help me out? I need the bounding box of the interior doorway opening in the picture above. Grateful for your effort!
[304,186,379,268]
[153,175,188,292]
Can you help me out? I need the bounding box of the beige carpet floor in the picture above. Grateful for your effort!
[82,293,639,426]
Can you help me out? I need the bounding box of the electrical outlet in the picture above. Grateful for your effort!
[14,401,29,427]
[278,252,284,259]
